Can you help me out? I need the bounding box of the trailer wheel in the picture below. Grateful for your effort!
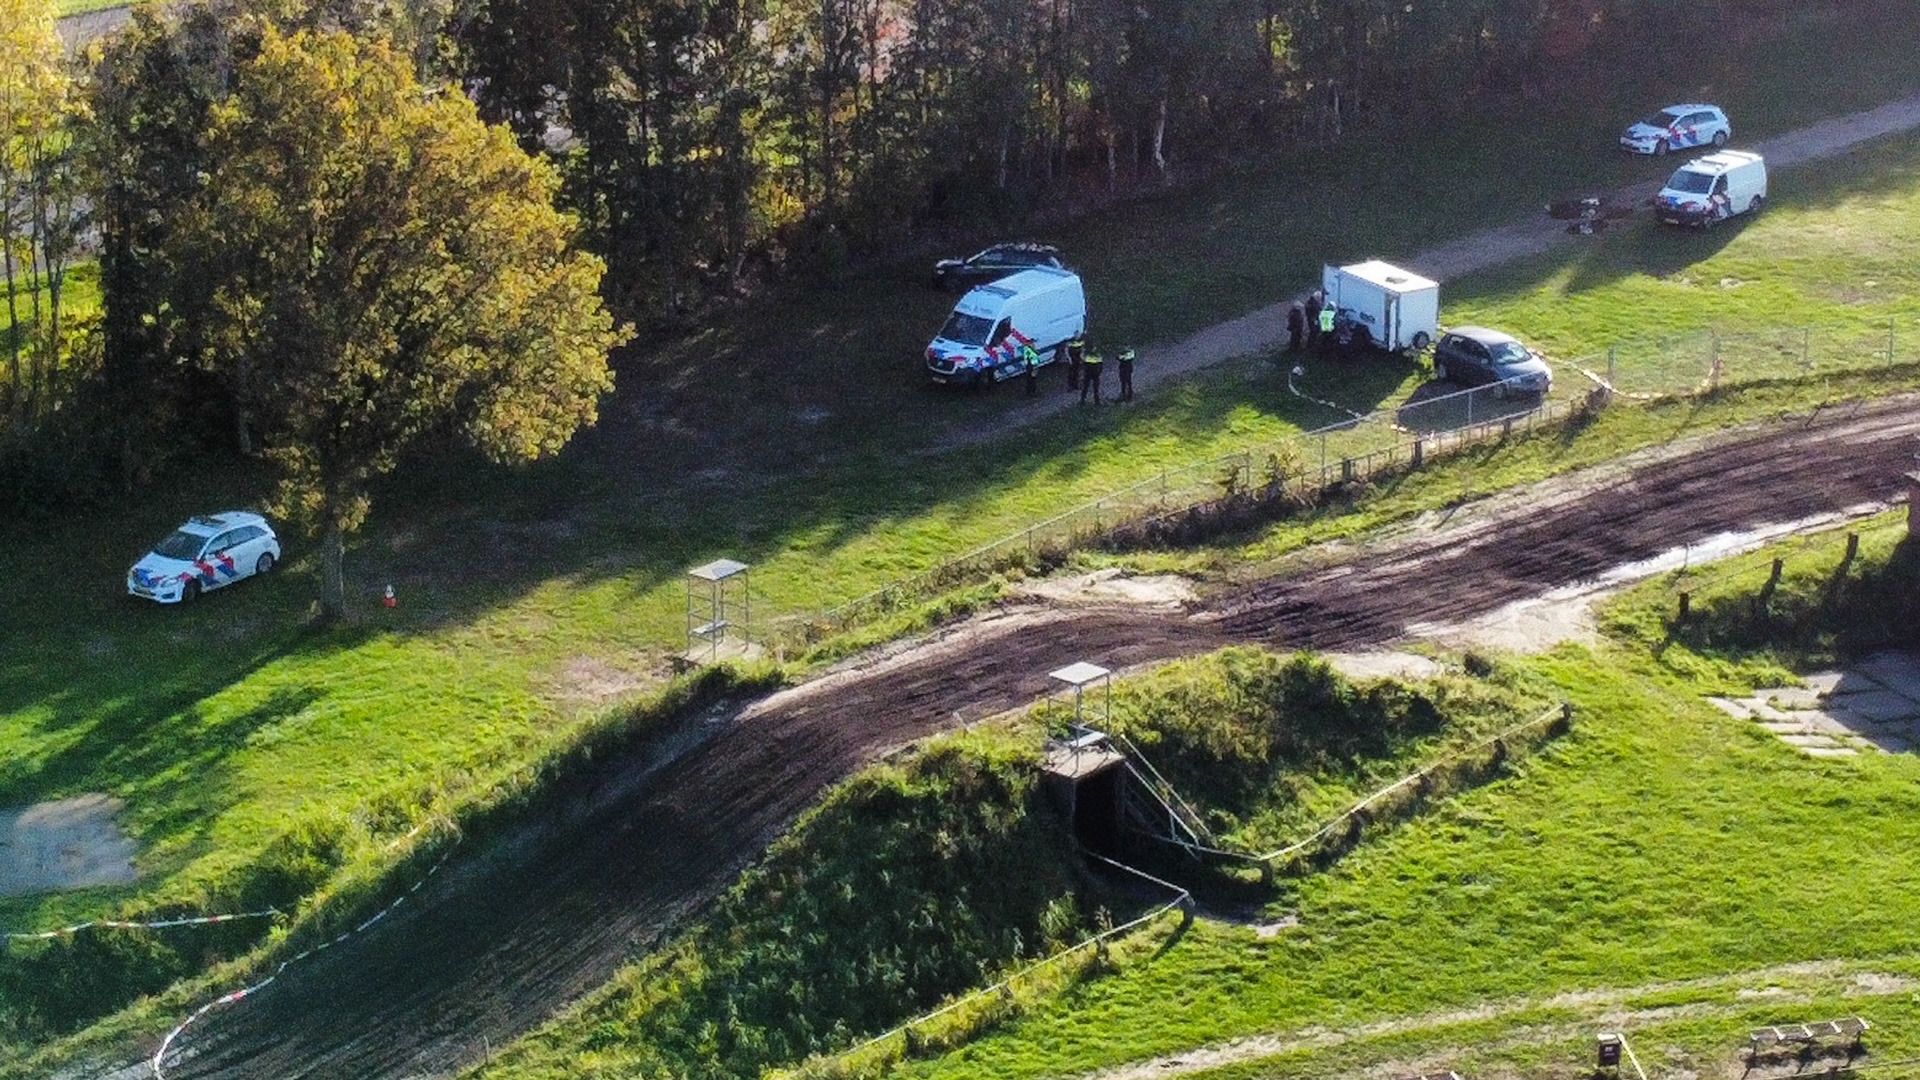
[1410,331,1431,352]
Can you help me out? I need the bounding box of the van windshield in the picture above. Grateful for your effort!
[1665,169,1714,195]
[938,311,994,346]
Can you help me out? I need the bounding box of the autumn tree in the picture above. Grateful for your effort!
[176,28,629,618]
[1,0,86,434]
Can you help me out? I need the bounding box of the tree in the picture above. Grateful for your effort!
[176,28,629,618]
[0,0,85,434]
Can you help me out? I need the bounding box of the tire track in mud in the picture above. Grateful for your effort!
[147,400,1920,1079]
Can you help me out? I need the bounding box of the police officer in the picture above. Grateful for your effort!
[1287,303,1306,353]
[1021,341,1041,396]
[1304,290,1324,349]
[1117,347,1137,402]
[1080,348,1105,404]
[1317,302,1337,356]
[1066,335,1085,390]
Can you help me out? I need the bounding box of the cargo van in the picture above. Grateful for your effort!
[1321,260,1439,354]
[925,267,1087,387]
[1656,150,1766,227]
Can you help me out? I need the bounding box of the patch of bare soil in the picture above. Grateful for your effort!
[0,795,138,898]
[135,398,1920,1078]
[1020,568,1199,608]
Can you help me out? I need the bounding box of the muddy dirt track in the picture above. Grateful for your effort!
[147,399,1920,1079]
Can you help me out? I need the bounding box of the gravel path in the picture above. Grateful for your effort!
[938,88,1920,451]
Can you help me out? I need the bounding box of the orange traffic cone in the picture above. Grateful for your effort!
[383,584,397,609]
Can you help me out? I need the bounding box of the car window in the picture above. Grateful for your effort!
[1685,111,1713,126]
[1647,109,1684,127]
[939,311,994,345]
[1711,175,1728,196]
[1488,341,1532,366]
[152,530,206,560]
[207,530,239,553]
[231,525,262,544]
[1666,169,1714,195]
[989,319,1011,346]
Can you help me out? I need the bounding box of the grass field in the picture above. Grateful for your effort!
[9,5,1920,1056]
[464,655,1548,1080]
[880,523,1920,1080]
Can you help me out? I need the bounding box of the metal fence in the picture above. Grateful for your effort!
[1552,318,1920,399]
[762,318,1920,652]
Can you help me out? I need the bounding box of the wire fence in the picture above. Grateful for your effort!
[741,318,1920,656]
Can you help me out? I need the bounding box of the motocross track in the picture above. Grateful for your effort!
[135,397,1920,1079]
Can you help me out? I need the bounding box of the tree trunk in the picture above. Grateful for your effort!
[1151,96,1168,180]
[320,515,347,620]
[1105,122,1116,190]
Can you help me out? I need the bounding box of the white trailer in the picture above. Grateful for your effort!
[1320,260,1440,353]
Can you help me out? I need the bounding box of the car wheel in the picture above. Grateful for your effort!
[182,579,201,603]
[1654,139,1670,157]
[256,552,275,576]
[1712,130,1728,147]
[1748,195,1764,215]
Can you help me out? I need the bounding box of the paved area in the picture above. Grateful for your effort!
[1709,651,1920,757]
[0,793,138,897]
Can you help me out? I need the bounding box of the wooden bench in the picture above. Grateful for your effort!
[1746,1017,1869,1062]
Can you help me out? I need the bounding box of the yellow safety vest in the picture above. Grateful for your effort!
[1084,352,1105,366]
[1318,308,1336,332]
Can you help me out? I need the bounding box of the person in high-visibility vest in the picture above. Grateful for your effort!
[1066,335,1085,390]
[1021,342,1041,396]
[1080,348,1105,404]
[1317,304,1336,356]
[1117,348,1137,402]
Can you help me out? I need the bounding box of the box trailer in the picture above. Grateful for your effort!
[1320,260,1439,353]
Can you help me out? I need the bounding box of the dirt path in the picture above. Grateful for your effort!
[55,6,132,50]
[939,89,1920,451]
[118,397,1920,1079]
[1075,958,1916,1080]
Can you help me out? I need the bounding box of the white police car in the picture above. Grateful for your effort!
[128,512,282,603]
[1620,104,1730,156]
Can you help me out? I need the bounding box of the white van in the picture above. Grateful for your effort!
[1656,150,1766,227]
[925,267,1086,387]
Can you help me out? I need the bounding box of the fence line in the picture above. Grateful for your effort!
[747,318,1920,654]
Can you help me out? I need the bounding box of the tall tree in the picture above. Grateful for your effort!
[176,28,629,617]
[0,0,84,433]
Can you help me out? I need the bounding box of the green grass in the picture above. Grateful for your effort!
[875,541,1920,1080]
[0,263,99,359]
[465,655,1545,1080]
[54,0,132,19]
[10,4,1920,1055]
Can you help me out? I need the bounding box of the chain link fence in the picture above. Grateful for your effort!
[758,319,1920,654]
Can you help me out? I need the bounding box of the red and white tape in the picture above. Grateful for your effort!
[151,837,460,1080]
[4,909,281,942]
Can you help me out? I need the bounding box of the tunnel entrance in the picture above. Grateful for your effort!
[1041,730,1129,856]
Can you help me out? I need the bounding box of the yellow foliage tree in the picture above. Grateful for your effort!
[0,0,84,431]
[176,28,631,617]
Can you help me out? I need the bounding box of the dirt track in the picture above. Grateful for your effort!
[135,397,1920,1079]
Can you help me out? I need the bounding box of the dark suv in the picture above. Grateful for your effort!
[1432,327,1553,397]
[931,243,1064,291]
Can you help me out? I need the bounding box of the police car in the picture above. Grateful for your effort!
[127,512,282,603]
[1620,104,1730,156]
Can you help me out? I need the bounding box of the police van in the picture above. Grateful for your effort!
[925,267,1087,388]
[1656,150,1767,227]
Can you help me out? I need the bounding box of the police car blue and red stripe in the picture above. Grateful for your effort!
[127,512,282,604]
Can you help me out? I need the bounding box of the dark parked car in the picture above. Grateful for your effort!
[1431,327,1553,397]
[931,243,1065,291]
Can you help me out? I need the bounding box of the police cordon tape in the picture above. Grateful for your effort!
[150,833,461,1080]
[4,909,282,943]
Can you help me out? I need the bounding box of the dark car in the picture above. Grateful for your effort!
[1431,327,1553,397]
[931,243,1064,291]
